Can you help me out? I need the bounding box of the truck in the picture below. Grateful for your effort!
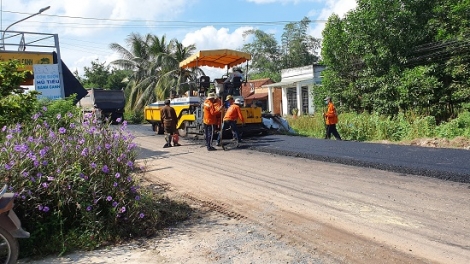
[144,49,267,138]
[77,88,125,124]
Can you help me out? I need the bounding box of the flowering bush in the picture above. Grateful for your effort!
[0,101,190,257]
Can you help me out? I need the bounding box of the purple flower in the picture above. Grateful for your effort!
[120,207,126,213]
[49,131,56,138]
[113,182,118,187]
[42,182,49,188]
[112,201,118,207]
[42,106,47,111]
[1,126,6,132]
[4,164,12,170]
[43,206,50,212]
[106,196,112,201]
[139,213,145,219]
[32,113,41,120]
[14,144,28,152]
[22,171,29,177]
[81,147,89,157]
[38,205,44,211]
[39,148,47,157]
[6,134,12,140]
[102,165,109,173]
[86,206,92,211]
[90,162,96,169]
[70,123,76,129]
[116,117,122,123]
[105,143,111,150]
[56,113,62,120]
[67,112,73,118]
[127,143,137,150]
[127,161,134,168]
[115,172,120,178]
[135,195,140,201]
[58,127,66,134]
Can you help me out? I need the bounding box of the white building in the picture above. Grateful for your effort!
[264,64,325,116]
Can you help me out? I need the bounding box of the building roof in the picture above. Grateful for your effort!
[263,76,314,88]
[241,78,274,96]
[245,92,268,100]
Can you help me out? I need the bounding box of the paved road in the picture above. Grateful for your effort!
[245,135,470,183]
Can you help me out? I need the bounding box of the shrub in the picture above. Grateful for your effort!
[0,103,190,257]
[124,109,144,124]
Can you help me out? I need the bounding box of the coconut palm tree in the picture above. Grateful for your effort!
[109,33,165,112]
[110,34,203,112]
[155,39,201,99]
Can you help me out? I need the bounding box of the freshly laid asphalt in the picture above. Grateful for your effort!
[247,135,470,183]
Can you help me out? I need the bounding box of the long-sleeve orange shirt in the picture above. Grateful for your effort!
[324,102,338,125]
[223,104,244,123]
[203,99,221,125]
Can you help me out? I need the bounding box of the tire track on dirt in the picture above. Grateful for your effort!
[131,127,470,264]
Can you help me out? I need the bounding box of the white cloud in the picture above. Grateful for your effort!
[309,0,357,39]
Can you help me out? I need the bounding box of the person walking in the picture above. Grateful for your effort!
[217,95,244,146]
[160,99,181,148]
[323,96,342,140]
[203,92,222,151]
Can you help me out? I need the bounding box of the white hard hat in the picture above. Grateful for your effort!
[235,98,243,105]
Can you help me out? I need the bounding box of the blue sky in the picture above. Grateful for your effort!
[1,0,357,79]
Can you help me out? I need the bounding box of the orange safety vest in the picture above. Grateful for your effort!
[223,104,244,123]
[203,99,220,125]
[325,102,338,125]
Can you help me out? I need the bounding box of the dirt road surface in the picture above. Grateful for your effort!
[21,125,470,264]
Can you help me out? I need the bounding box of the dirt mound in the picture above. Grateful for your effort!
[375,137,470,150]
[408,136,470,150]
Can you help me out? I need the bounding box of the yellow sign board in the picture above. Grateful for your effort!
[0,51,53,72]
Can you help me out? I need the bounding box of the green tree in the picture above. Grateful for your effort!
[320,0,469,121]
[110,33,164,111]
[281,17,321,69]
[242,29,282,81]
[82,59,111,89]
[0,60,39,127]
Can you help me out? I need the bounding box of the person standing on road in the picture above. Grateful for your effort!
[160,99,181,148]
[217,95,245,146]
[203,92,222,151]
[323,96,342,140]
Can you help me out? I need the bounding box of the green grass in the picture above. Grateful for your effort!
[286,111,470,143]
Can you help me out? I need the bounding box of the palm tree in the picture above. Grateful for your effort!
[155,40,201,99]
[109,33,164,112]
[110,34,202,112]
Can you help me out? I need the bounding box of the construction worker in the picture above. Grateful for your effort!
[203,92,222,151]
[160,99,181,148]
[323,96,342,140]
[217,95,244,146]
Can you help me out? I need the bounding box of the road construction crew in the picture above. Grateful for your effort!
[160,99,181,148]
[323,96,342,140]
[203,92,222,151]
[217,95,244,146]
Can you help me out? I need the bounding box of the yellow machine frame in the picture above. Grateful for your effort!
[144,49,266,137]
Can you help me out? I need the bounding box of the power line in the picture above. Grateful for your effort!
[2,10,328,26]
